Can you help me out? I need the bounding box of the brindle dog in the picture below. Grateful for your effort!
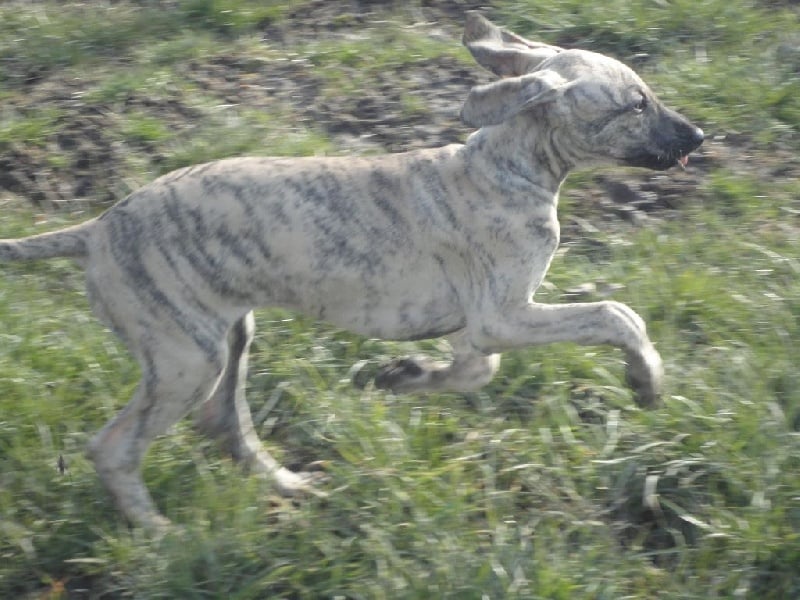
[0,12,703,529]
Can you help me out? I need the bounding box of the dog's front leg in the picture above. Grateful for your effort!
[374,331,501,394]
[469,301,663,406]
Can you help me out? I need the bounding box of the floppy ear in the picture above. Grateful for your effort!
[463,11,562,77]
[460,69,568,128]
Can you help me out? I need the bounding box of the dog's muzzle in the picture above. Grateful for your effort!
[626,124,704,171]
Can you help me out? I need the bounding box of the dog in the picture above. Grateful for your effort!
[0,12,703,530]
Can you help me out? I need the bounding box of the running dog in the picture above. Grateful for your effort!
[0,12,703,529]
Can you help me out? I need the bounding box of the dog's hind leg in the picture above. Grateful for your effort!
[87,332,228,531]
[374,331,501,394]
[193,311,319,496]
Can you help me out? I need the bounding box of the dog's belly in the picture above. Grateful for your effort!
[322,294,466,341]
[269,270,466,341]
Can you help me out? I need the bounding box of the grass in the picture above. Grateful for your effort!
[158,106,335,173]
[0,0,293,83]
[1,0,799,598]
[0,108,64,150]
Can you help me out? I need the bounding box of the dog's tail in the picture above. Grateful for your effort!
[0,219,94,261]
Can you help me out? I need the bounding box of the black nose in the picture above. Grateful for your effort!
[691,127,704,147]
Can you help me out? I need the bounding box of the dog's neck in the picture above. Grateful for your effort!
[461,122,569,206]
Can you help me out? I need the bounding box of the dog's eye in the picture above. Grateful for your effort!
[632,96,648,113]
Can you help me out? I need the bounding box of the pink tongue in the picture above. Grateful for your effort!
[678,155,689,168]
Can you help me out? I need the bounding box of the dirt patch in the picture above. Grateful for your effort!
[185,55,324,113]
[0,89,203,208]
[0,108,120,208]
[262,0,490,44]
[306,57,484,152]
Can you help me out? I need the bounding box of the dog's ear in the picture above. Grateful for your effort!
[463,11,562,77]
[460,69,569,128]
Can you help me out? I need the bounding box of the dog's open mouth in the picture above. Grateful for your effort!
[622,152,692,171]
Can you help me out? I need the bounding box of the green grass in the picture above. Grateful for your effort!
[0,108,64,150]
[1,0,799,598]
[0,1,295,83]
[158,106,335,173]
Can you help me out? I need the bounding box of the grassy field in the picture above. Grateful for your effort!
[1,1,799,598]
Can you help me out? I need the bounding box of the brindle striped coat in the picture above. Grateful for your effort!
[0,12,703,530]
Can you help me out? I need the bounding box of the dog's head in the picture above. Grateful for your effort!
[460,12,704,172]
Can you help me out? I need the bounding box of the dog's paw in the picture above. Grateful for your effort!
[138,513,175,540]
[625,345,663,408]
[274,466,328,498]
[374,356,429,392]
